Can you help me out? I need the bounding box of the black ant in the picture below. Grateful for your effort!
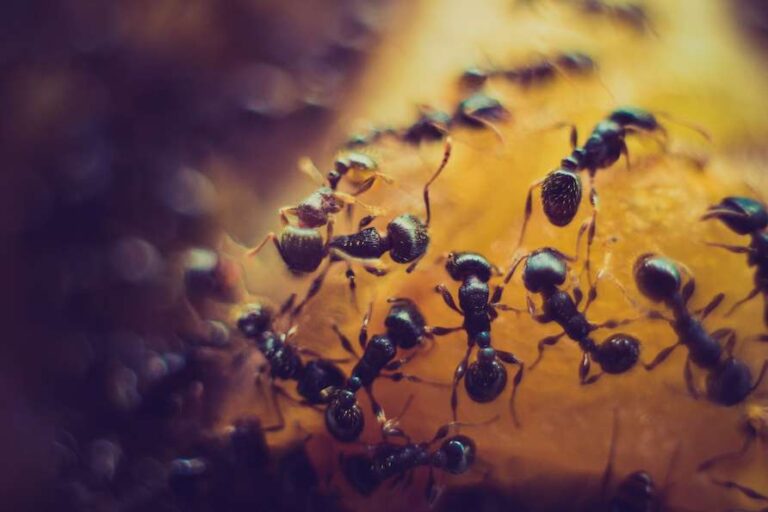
[502,248,641,384]
[327,139,452,276]
[702,196,768,329]
[433,251,525,425]
[235,301,347,431]
[340,420,478,505]
[323,299,456,442]
[517,106,709,280]
[633,253,768,405]
[460,51,596,90]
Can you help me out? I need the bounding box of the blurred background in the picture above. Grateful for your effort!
[2,0,768,510]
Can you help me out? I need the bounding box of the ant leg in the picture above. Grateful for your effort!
[291,260,335,318]
[694,292,725,319]
[581,252,612,314]
[329,248,389,276]
[643,343,682,370]
[381,394,414,441]
[451,343,474,421]
[406,253,426,273]
[294,346,351,364]
[697,434,755,471]
[352,177,376,196]
[423,138,453,227]
[263,381,288,432]
[527,295,551,323]
[435,284,463,314]
[383,372,448,387]
[345,265,359,312]
[582,173,600,287]
[711,328,737,355]
[710,478,768,502]
[704,242,753,255]
[579,352,597,384]
[277,293,297,319]
[358,215,376,229]
[620,139,631,171]
[684,356,700,399]
[725,288,760,317]
[359,302,373,349]
[278,207,299,225]
[529,332,566,370]
[363,385,388,432]
[332,191,385,217]
[247,232,279,257]
[497,350,524,427]
[516,178,545,251]
[331,324,360,359]
[425,325,464,336]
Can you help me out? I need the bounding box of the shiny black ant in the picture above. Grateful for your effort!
[517,106,709,281]
[633,253,768,405]
[235,301,347,431]
[460,51,596,90]
[327,139,452,277]
[433,251,525,425]
[702,196,768,329]
[323,299,456,442]
[502,247,641,385]
[340,420,477,505]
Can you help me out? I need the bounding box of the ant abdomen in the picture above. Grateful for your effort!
[329,228,389,259]
[435,435,476,474]
[387,214,429,263]
[325,390,365,442]
[542,170,583,227]
[465,348,507,403]
[595,335,641,374]
[707,358,753,406]
[279,226,326,273]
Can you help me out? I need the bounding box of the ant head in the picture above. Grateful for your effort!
[387,214,429,264]
[633,253,681,302]
[434,435,476,475]
[341,453,379,495]
[445,252,494,282]
[385,299,427,350]
[594,334,641,374]
[455,93,508,126]
[335,152,377,175]
[404,110,451,145]
[460,67,489,89]
[325,393,364,443]
[541,169,583,227]
[279,226,326,273]
[703,196,768,235]
[706,357,753,406]
[556,51,596,72]
[297,360,346,405]
[523,248,568,293]
[236,302,274,338]
[608,106,659,131]
[465,357,507,403]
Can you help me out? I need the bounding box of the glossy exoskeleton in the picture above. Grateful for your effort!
[236,302,346,431]
[460,51,596,90]
[702,196,768,328]
[328,139,452,276]
[517,106,707,281]
[503,248,641,384]
[633,254,768,405]
[434,251,525,425]
[341,422,476,505]
[324,300,454,442]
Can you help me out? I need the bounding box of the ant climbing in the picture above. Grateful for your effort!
[460,51,596,90]
[323,299,457,442]
[633,254,768,405]
[235,301,347,432]
[516,106,709,282]
[434,251,525,425]
[502,248,641,385]
[327,139,452,277]
[340,420,479,505]
[702,196,768,328]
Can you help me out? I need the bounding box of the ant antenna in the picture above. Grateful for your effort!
[298,157,327,185]
[653,111,712,142]
[599,408,620,502]
[423,138,453,227]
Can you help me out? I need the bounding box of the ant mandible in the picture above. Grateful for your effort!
[323,299,456,442]
[502,248,641,385]
[702,196,768,329]
[633,253,768,405]
[434,251,525,425]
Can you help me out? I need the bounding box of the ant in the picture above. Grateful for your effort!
[502,248,641,385]
[327,139,452,276]
[323,299,457,442]
[340,420,478,505]
[702,196,768,328]
[633,253,768,405]
[235,301,348,431]
[434,251,525,425]
[517,106,709,281]
[460,51,596,90]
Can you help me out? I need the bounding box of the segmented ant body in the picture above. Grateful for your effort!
[325,300,455,442]
[236,302,347,431]
[517,107,700,279]
[633,254,768,405]
[341,422,476,504]
[702,196,768,328]
[503,248,641,384]
[434,252,525,424]
[460,51,596,90]
[328,140,452,276]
